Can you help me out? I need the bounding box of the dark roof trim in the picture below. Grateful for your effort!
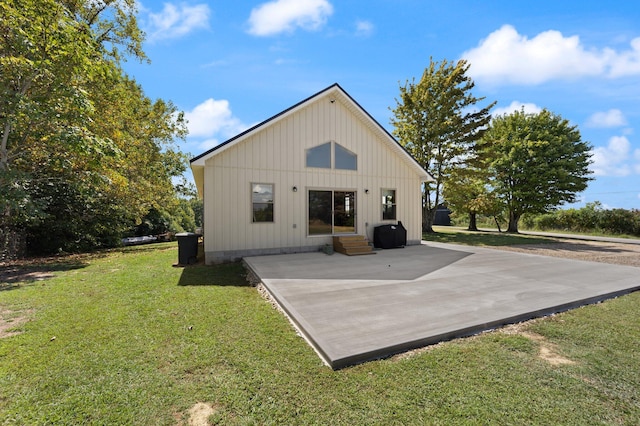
[190,83,341,163]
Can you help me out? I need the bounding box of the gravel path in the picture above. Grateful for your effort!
[491,239,640,267]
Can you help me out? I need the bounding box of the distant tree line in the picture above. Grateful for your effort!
[392,59,592,234]
[522,202,640,237]
[1,0,199,259]
[449,203,640,237]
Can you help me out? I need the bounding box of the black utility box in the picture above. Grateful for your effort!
[373,221,407,249]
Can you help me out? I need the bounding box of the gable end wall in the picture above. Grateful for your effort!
[202,95,423,263]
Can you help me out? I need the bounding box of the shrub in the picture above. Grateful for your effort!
[525,203,640,236]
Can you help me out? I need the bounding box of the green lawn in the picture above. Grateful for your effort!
[424,226,555,246]
[1,243,638,424]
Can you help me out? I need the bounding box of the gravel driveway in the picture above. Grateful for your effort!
[492,239,640,267]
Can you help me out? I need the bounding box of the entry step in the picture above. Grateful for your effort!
[333,235,376,256]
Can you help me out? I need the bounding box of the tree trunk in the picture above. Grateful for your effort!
[423,205,435,233]
[494,216,502,233]
[507,211,520,233]
[467,212,478,231]
[1,120,11,171]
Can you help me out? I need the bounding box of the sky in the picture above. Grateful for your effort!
[123,0,640,209]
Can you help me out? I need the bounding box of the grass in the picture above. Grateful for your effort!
[1,242,639,424]
[423,225,555,246]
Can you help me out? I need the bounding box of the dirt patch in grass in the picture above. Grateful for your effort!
[491,239,640,267]
[174,403,219,426]
[501,322,575,366]
[188,403,218,426]
[392,320,577,366]
[0,307,34,339]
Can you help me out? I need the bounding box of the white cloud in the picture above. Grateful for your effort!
[145,3,210,41]
[184,98,247,140]
[247,0,333,36]
[609,38,640,77]
[492,101,542,117]
[590,135,639,176]
[585,109,628,128]
[198,138,222,151]
[462,25,640,85]
[355,20,374,37]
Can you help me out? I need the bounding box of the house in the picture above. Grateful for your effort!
[190,83,433,264]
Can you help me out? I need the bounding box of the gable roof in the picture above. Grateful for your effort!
[190,83,433,193]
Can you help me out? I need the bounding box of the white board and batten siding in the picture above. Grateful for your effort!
[192,84,431,264]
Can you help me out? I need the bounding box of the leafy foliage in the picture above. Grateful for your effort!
[0,0,189,254]
[523,202,640,236]
[482,109,592,232]
[443,164,504,231]
[391,58,495,232]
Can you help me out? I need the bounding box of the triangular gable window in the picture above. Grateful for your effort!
[306,142,357,170]
[335,143,357,170]
[306,142,331,168]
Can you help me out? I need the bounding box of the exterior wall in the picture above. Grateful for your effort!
[202,97,423,263]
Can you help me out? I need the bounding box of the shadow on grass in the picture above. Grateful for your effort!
[178,262,251,287]
[424,228,554,246]
[1,242,178,291]
[0,260,88,290]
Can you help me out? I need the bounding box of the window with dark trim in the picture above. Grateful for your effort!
[382,189,396,220]
[252,183,274,223]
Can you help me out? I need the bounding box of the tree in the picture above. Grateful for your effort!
[443,167,503,231]
[391,58,495,232]
[60,0,147,63]
[483,109,593,233]
[0,0,107,256]
[1,0,187,254]
[0,0,144,176]
[25,69,187,253]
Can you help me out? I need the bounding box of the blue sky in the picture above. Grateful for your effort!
[124,0,640,209]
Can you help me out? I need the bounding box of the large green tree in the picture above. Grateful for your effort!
[25,70,187,253]
[1,0,105,251]
[483,109,593,233]
[1,0,187,254]
[0,0,144,176]
[391,58,495,232]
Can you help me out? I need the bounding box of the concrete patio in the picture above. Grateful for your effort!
[243,242,640,369]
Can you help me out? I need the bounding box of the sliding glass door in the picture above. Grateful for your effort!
[308,190,356,235]
[333,191,356,233]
